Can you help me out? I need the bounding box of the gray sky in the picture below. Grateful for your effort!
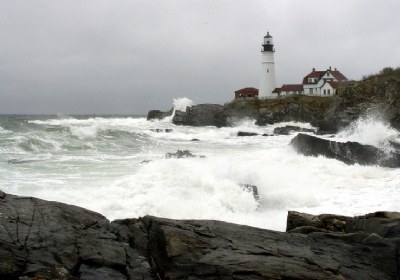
[1,0,399,115]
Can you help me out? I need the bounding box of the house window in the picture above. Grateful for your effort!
[328,89,331,94]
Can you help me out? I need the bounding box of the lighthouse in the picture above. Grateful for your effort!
[259,32,276,99]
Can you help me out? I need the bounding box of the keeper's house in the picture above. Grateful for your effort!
[273,67,348,98]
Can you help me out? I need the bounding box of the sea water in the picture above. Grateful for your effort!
[1,109,399,231]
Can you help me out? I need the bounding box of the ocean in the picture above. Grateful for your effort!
[1,110,400,231]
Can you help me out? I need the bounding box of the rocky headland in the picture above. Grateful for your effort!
[148,67,400,133]
[0,190,399,279]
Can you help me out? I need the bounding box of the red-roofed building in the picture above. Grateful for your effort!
[272,67,348,98]
[234,87,259,99]
[303,67,347,96]
[279,84,304,97]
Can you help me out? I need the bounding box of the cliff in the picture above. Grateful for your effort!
[225,66,400,132]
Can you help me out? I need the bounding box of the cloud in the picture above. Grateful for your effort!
[0,0,399,114]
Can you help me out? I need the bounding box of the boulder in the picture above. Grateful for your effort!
[165,150,205,159]
[0,191,399,280]
[0,192,152,280]
[150,128,173,133]
[172,104,228,127]
[239,183,260,201]
[146,109,173,120]
[290,133,400,167]
[273,125,316,135]
[237,131,259,137]
[141,214,399,280]
[287,211,400,238]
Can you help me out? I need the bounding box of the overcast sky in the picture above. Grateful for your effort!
[1,0,399,115]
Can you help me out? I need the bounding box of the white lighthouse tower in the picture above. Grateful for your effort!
[259,32,276,99]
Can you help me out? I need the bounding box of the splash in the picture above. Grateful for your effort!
[173,97,194,112]
[337,115,400,150]
[161,97,194,122]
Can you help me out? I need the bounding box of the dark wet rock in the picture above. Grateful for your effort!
[287,211,400,238]
[273,125,316,135]
[190,138,200,141]
[140,160,152,164]
[1,190,399,280]
[389,140,400,152]
[150,128,173,133]
[262,133,274,136]
[142,214,399,280]
[313,119,340,135]
[239,183,259,201]
[237,131,259,137]
[0,192,152,280]
[165,149,205,159]
[290,133,400,167]
[255,111,285,126]
[7,159,36,164]
[172,104,228,127]
[146,109,173,120]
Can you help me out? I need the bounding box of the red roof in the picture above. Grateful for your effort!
[303,69,347,84]
[234,87,258,94]
[330,71,347,81]
[302,71,325,84]
[272,87,281,93]
[281,84,303,91]
[326,81,339,89]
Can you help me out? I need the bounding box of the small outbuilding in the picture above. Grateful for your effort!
[234,87,259,100]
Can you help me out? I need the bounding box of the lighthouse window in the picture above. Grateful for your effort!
[267,69,269,73]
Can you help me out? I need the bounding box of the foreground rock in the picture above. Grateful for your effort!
[172,104,228,127]
[290,133,400,167]
[0,192,152,280]
[1,191,399,279]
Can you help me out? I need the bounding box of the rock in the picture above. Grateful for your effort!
[237,131,259,137]
[0,190,399,280]
[190,138,200,141]
[255,111,285,126]
[165,150,205,159]
[273,125,316,135]
[313,119,340,135]
[290,133,400,167]
[150,128,173,133]
[0,192,152,280]
[146,109,173,120]
[239,183,259,201]
[172,104,228,127]
[142,215,399,280]
[287,211,400,238]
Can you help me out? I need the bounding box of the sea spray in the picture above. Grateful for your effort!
[336,115,400,152]
[1,114,400,231]
[161,97,195,123]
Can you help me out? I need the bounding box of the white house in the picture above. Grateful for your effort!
[302,67,347,96]
[273,67,347,98]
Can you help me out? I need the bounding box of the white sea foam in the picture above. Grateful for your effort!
[336,116,400,149]
[2,114,400,231]
[173,97,194,112]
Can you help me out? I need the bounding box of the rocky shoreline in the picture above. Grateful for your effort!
[1,190,399,279]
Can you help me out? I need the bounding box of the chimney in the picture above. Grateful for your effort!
[329,66,332,70]
[312,68,315,72]
[334,67,337,71]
